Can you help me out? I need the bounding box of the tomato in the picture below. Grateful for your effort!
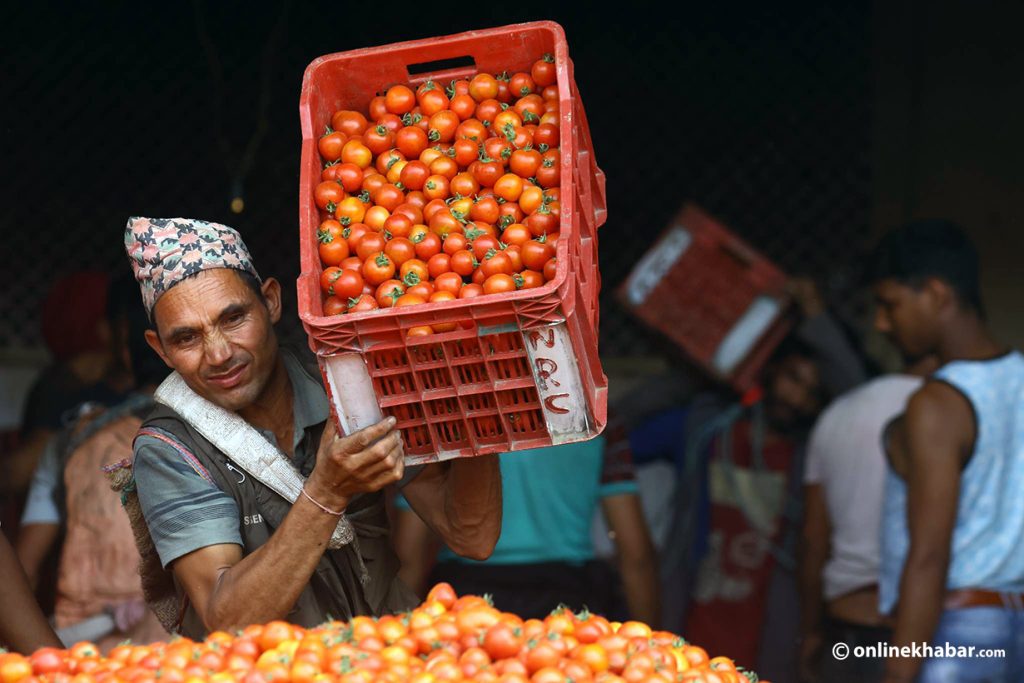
[328,162,364,193]
[450,172,480,198]
[470,234,500,260]
[504,244,523,272]
[383,84,416,115]
[456,118,488,143]
[543,257,558,282]
[400,160,430,191]
[449,249,477,276]
[514,94,545,123]
[524,643,560,675]
[447,93,476,122]
[314,180,345,211]
[468,196,499,224]
[325,294,347,315]
[524,205,557,236]
[484,136,512,164]
[356,232,387,261]
[483,273,516,294]
[332,110,368,137]
[479,622,523,661]
[405,281,433,299]
[472,268,487,285]
[359,252,395,287]
[473,159,504,188]
[362,172,388,195]
[479,251,513,278]
[375,148,406,175]
[429,210,463,237]
[318,230,350,266]
[518,236,553,271]
[411,231,441,260]
[474,98,503,125]
[396,126,429,159]
[428,110,460,143]
[536,155,560,189]
[319,130,347,161]
[373,183,405,212]
[362,124,393,156]
[518,270,544,289]
[385,237,416,266]
[493,173,524,202]
[533,123,559,149]
[465,72,497,102]
[500,223,531,246]
[427,272,459,296]
[415,80,449,116]
[394,293,427,308]
[493,109,523,132]
[341,139,372,168]
[382,212,413,239]
[509,149,543,179]
[453,138,480,167]
[423,174,450,201]
[428,155,459,180]
[364,205,391,232]
[374,280,406,308]
[527,53,556,89]
[331,269,364,301]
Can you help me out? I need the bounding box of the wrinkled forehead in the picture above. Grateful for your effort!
[151,268,255,333]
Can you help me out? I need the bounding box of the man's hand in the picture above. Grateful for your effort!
[798,632,823,683]
[306,416,405,510]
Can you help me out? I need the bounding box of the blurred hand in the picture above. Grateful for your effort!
[788,277,826,319]
[798,632,823,683]
[110,600,147,632]
[306,417,405,510]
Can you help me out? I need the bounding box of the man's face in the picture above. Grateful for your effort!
[765,354,822,431]
[872,278,940,361]
[145,269,282,413]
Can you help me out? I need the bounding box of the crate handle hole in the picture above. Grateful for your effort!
[407,56,476,77]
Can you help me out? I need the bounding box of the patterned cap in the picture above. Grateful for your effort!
[124,216,261,314]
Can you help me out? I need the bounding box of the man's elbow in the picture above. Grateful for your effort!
[448,530,499,561]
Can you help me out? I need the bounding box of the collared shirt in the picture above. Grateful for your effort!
[134,350,331,568]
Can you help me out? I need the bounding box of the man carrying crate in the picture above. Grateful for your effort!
[120,217,502,639]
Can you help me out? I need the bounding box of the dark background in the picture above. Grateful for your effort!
[1,0,871,357]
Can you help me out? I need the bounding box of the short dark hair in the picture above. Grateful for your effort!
[869,219,983,314]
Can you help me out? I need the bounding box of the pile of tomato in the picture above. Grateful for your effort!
[1,585,766,683]
[313,55,565,332]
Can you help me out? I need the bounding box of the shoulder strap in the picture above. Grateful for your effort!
[152,372,355,549]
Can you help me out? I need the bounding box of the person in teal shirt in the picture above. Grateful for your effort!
[394,421,660,624]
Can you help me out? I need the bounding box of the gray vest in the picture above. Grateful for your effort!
[137,354,416,638]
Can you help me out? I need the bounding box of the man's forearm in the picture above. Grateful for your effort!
[619,554,660,626]
[442,455,502,559]
[798,545,828,637]
[0,534,61,652]
[198,494,343,630]
[885,557,947,680]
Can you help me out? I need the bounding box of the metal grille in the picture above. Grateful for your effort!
[1,1,870,358]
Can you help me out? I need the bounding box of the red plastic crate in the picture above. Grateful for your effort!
[297,22,607,462]
[617,204,795,392]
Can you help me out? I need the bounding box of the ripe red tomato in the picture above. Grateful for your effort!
[531,54,557,87]
[348,293,378,313]
[469,73,499,102]
[318,231,350,266]
[473,160,504,188]
[525,205,558,236]
[395,126,429,159]
[521,237,555,271]
[536,151,561,188]
[453,138,480,167]
[474,98,503,125]
[450,172,480,198]
[493,174,524,202]
[375,279,406,308]
[479,251,513,278]
[471,234,500,261]
[504,244,523,272]
[334,162,365,193]
[423,175,450,201]
[509,149,543,179]
[356,232,387,261]
[399,160,430,191]
[429,155,459,180]
[519,270,545,289]
[434,272,463,295]
[543,257,558,281]
[470,196,501,224]
[483,273,516,294]
[509,72,536,97]
[534,123,559,149]
[449,93,477,121]
[459,283,484,299]
[363,124,394,156]
[416,80,450,116]
[429,110,460,143]
[318,130,347,161]
[385,85,416,115]
[385,238,416,266]
[427,253,451,278]
[383,213,413,239]
[331,268,364,300]
[314,181,345,211]
[457,118,488,143]
[450,250,477,276]
[501,223,532,246]
[362,253,393,286]
[323,296,346,316]
[332,110,368,137]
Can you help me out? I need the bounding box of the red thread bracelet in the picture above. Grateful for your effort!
[301,486,344,516]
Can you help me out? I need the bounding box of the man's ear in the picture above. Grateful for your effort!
[144,329,174,369]
[923,276,956,314]
[261,277,283,325]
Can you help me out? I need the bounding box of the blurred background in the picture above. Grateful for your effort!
[1,0,1022,420]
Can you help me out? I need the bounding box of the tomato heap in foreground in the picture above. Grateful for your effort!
[314,55,564,333]
[1,584,768,683]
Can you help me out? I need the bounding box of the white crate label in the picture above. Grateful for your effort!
[711,295,783,375]
[320,353,383,436]
[624,226,693,306]
[522,323,591,444]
